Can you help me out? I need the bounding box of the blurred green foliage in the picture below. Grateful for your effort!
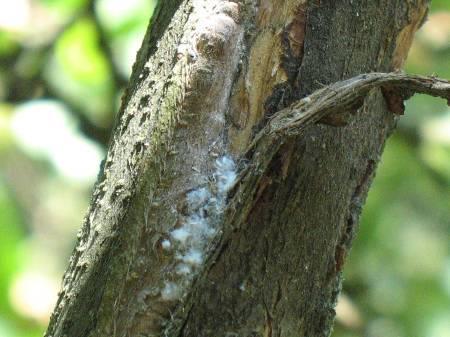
[0,1,448,337]
[51,17,115,124]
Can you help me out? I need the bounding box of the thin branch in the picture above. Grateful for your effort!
[264,72,449,141]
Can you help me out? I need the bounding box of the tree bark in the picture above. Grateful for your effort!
[44,1,445,337]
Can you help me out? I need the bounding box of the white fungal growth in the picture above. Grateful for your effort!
[161,155,238,302]
[180,248,203,265]
[161,240,172,250]
[171,227,191,244]
[187,187,211,211]
[239,282,246,292]
[175,264,192,275]
[214,156,237,193]
[161,282,182,301]
[190,215,216,238]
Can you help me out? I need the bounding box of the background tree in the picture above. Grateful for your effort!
[0,1,449,337]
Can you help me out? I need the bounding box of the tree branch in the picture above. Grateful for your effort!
[264,72,448,140]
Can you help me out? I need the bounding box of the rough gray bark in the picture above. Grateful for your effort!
[44,1,449,337]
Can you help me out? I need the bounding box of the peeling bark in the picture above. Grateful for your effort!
[44,1,446,337]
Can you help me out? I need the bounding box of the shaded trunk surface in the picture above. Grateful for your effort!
[45,1,429,337]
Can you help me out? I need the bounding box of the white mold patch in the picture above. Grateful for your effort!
[162,155,237,301]
[214,155,237,194]
[171,227,190,244]
[161,282,182,301]
[175,264,192,275]
[186,187,211,212]
[179,248,203,265]
[161,240,172,250]
[154,0,244,304]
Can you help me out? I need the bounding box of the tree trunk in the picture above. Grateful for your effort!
[45,1,434,337]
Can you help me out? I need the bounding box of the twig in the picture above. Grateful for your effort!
[267,72,450,138]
